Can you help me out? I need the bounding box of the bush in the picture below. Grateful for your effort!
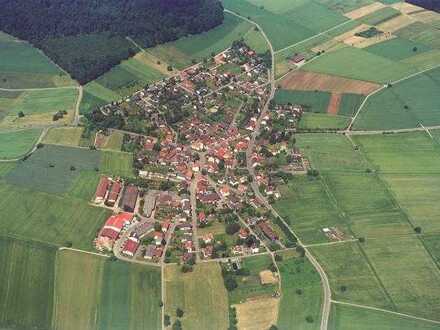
[305,316,314,323]
[224,276,238,291]
[176,308,184,318]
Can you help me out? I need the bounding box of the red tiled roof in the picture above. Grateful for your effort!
[95,176,110,199]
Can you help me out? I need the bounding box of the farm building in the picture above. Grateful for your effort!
[106,180,122,206]
[120,185,139,212]
[94,176,111,203]
[122,236,140,257]
[96,212,133,251]
[289,54,305,65]
[257,221,279,241]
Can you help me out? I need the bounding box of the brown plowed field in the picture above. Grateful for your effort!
[279,70,380,95]
[327,93,342,115]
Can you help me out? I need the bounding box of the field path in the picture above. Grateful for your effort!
[226,9,332,330]
[0,86,79,92]
[332,300,440,325]
[72,86,83,126]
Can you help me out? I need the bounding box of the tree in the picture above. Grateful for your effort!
[176,308,184,318]
[224,276,238,291]
[305,316,314,323]
[17,111,25,118]
[269,325,278,330]
[413,46,418,52]
[167,65,173,71]
[164,315,171,327]
[172,319,182,330]
[414,226,422,234]
[226,223,240,235]
[296,246,305,257]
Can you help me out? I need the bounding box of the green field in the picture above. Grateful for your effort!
[298,113,350,130]
[243,28,270,53]
[395,21,440,50]
[314,0,375,13]
[42,127,84,147]
[0,237,56,330]
[303,46,417,83]
[0,32,74,89]
[80,81,120,115]
[275,89,331,113]
[354,67,440,130]
[329,304,440,330]
[358,7,401,26]
[165,263,229,330]
[339,93,364,117]
[0,129,42,159]
[277,251,322,330]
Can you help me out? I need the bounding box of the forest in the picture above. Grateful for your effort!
[0,0,224,84]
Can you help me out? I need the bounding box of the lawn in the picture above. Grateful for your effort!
[0,181,110,250]
[146,13,252,69]
[52,250,105,330]
[298,113,350,130]
[0,32,74,89]
[0,237,56,330]
[0,129,42,159]
[100,151,134,177]
[98,260,161,330]
[277,251,322,330]
[329,303,440,330]
[42,127,84,147]
[164,263,229,330]
[303,46,416,83]
[353,67,440,130]
[274,89,331,113]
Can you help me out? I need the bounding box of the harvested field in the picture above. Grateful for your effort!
[344,2,385,19]
[279,70,380,95]
[327,93,342,115]
[235,297,279,330]
[377,14,415,33]
[259,270,279,285]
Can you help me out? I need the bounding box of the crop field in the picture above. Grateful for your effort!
[344,2,385,20]
[277,251,322,330]
[100,151,134,178]
[52,250,105,330]
[329,303,440,330]
[0,32,73,89]
[164,263,229,330]
[358,7,401,26]
[146,14,252,69]
[0,128,41,159]
[365,37,432,61]
[6,145,101,194]
[316,0,375,13]
[279,70,379,95]
[354,67,440,130]
[235,297,279,330]
[275,90,331,113]
[98,261,161,330]
[67,171,101,201]
[339,93,365,116]
[243,28,269,53]
[0,237,56,330]
[395,21,440,50]
[298,113,350,130]
[303,46,417,83]
[42,127,84,147]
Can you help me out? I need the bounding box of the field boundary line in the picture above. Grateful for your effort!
[0,85,79,92]
[274,19,355,55]
[331,300,440,324]
[349,63,440,131]
[304,239,358,248]
[58,247,110,258]
[0,127,49,163]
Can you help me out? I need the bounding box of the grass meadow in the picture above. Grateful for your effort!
[277,250,322,330]
[298,113,351,130]
[275,89,331,113]
[42,127,84,147]
[164,263,229,330]
[0,129,42,159]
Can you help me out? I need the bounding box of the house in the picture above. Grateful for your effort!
[258,221,279,241]
[144,244,156,260]
[106,180,122,206]
[238,228,249,240]
[99,212,133,241]
[161,220,171,233]
[95,176,110,203]
[290,54,305,64]
[120,185,139,212]
[220,185,230,197]
[122,236,140,257]
[202,245,214,258]
[202,233,214,244]
[198,211,207,224]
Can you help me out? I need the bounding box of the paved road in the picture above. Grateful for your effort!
[226,9,332,330]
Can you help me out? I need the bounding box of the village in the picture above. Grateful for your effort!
[88,41,318,269]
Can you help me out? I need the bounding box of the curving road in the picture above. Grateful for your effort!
[226,9,332,330]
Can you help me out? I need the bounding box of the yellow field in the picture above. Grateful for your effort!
[43,127,84,146]
[164,263,229,330]
[344,2,385,20]
[235,297,279,330]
